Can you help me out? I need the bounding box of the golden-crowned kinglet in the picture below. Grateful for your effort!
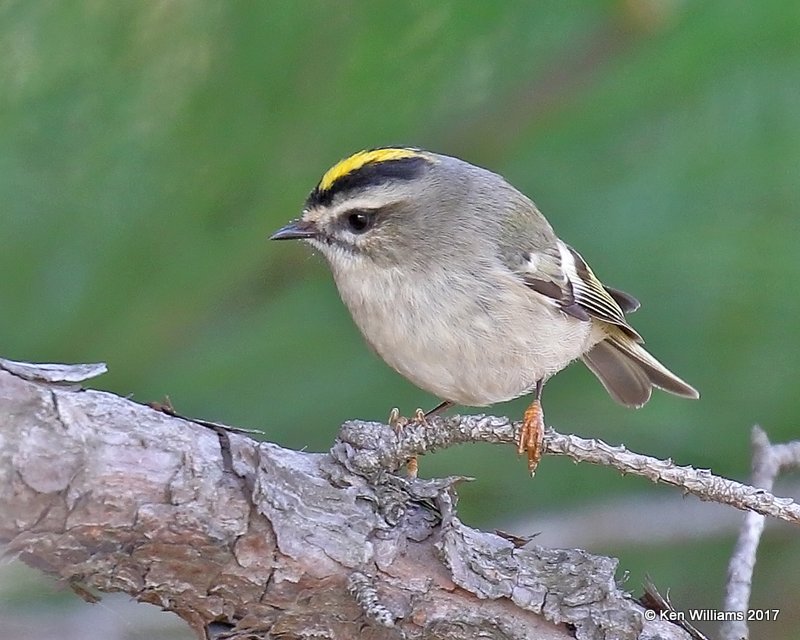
[271,148,699,472]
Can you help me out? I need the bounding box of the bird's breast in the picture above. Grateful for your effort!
[332,261,596,406]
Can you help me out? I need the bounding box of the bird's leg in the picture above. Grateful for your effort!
[518,380,545,477]
[424,400,454,419]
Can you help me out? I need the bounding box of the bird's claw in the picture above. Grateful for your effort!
[388,407,409,433]
[387,407,419,478]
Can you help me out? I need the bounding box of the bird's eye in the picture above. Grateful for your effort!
[346,210,375,234]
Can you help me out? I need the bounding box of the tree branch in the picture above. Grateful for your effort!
[2,357,792,639]
[336,415,800,526]
[720,426,800,640]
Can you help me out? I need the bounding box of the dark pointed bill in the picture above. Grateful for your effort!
[270,220,318,241]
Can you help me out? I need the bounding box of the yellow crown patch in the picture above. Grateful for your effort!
[318,148,425,192]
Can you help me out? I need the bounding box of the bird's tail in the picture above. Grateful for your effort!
[582,332,699,408]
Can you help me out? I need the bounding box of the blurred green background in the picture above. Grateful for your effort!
[2,1,799,638]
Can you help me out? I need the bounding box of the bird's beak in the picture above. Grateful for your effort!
[269,219,318,241]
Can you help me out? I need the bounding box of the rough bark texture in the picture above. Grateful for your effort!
[0,362,690,640]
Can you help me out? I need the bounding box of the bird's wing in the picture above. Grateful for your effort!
[516,239,643,342]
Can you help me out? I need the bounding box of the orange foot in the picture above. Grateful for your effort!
[388,407,408,432]
[387,408,421,478]
[518,400,544,476]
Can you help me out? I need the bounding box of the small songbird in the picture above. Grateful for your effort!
[271,148,699,472]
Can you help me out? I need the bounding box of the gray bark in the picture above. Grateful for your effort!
[0,361,690,640]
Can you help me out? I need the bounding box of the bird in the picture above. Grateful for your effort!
[271,147,699,474]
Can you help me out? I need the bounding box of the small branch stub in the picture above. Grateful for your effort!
[348,571,398,630]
